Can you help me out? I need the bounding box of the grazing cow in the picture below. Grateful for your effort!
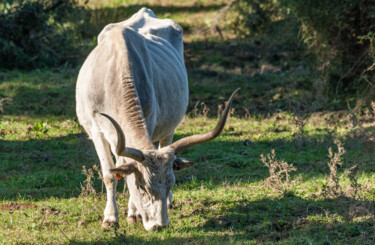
[76,8,238,231]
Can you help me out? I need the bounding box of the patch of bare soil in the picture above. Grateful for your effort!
[0,202,37,211]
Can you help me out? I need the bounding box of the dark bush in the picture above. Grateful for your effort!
[283,0,375,95]
[226,0,291,38]
[0,0,83,69]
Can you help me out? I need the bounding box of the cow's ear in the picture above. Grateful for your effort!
[173,158,194,171]
[110,163,137,176]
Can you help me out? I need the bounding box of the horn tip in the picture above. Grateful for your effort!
[233,87,240,95]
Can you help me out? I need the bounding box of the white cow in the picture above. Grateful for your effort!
[76,8,238,231]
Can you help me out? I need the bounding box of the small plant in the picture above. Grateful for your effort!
[321,140,346,198]
[292,113,309,136]
[80,165,96,196]
[192,101,210,117]
[344,165,361,199]
[201,102,210,117]
[260,149,297,195]
[27,120,49,137]
[0,97,12,113]
[92,164,104,194]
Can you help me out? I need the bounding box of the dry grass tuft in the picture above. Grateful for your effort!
[92,164,104,194]
[321,140,346,198]
[80,165,96,196]
[192,101,210,117]
[260,149,297,195]
[344,165,361,199]
[321,140,371,200]
[0,97,12,113]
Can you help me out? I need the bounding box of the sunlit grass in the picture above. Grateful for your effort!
[1,0,375,243]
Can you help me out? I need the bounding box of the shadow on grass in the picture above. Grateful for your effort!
[1,128,374,201]
[174,128,375,188]
[0,133,97,200]
[1,131,374,243]
[70,194,375,244]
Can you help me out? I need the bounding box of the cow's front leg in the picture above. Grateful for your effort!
[91,131,119,228]
[102,174,118,228]
[127,197,142,224]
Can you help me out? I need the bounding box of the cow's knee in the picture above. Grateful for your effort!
[103,174,117,189]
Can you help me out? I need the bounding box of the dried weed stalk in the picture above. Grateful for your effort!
[321,140,346,198]
[80,165,96,196]
[344,165,361,199]
[346,102,375,158]
[0,97,12,113]
[290,106,310,149]
[192,101,210,117]
[92,164,104,194]
[201,102,210,117]
[292,113,309,136]
[217,104,223,118]
[192,100,200,117]
[260,149,297,195]
[347,106,360,128]
[321,140,372,201]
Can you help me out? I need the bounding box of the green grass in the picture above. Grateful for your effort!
[1,0,375,244]
[1,70,374,244]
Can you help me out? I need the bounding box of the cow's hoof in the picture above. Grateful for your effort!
[168,203,173,209]
[127,215,142,224]
[127,216,137,224]
[101,220,119,229]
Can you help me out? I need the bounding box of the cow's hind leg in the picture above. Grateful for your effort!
[91,130,119,228]
[159,133,174,209]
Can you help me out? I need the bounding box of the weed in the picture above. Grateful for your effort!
[346,102,375,157]
[0,97,12,113]
[92,164,103,194]
[201,102,210,117]
[80,165,96,196]
[192,101,210,117]
[321,140,346,198]
[260,149,297,195]
[344,165,361,199]
[217,104,223,118]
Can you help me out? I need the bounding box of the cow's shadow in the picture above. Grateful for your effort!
[1,128,374,199]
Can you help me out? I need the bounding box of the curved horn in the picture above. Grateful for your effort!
[100,113,144,162]
[171,88,240,154]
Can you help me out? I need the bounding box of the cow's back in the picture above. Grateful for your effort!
[77,8,188,143]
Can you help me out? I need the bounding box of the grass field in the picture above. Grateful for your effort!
[1,0,375,244]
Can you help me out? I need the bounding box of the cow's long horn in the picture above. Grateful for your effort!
[100,113,144,162]
[171,88,240,154]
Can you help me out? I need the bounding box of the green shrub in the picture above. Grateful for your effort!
[283,0,375,95]
[0,0,83,69]
[226,0,290,38]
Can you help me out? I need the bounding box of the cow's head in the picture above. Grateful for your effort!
[101,88,239,231]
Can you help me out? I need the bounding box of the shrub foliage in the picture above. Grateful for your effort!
[227,0,375,95]
[0,0,81,69]
[283,0,375,94]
